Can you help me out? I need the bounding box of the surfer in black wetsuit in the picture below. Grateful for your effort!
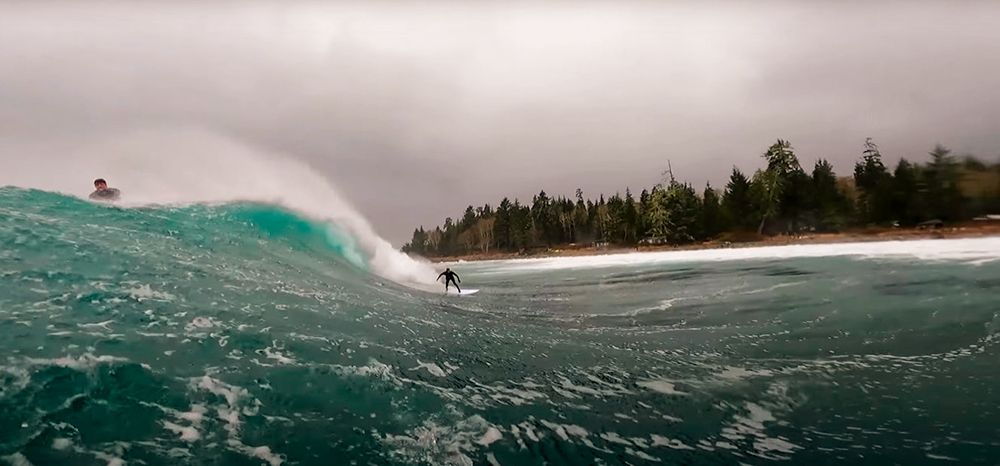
[89,178,121,202]
[437,268,461,293]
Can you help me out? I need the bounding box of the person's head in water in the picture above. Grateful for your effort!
[89,178,121,201]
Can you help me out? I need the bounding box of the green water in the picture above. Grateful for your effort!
[2,187,999,465]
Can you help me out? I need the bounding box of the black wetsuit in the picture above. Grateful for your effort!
[89,188,121,201]
[437,270,461,292]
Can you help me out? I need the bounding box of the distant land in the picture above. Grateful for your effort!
[428,222,1000,263]
[403,139,1000,261]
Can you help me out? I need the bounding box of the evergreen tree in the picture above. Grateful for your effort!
[441,217,456,255]
[811,159,850,230]
[637,188,652,239]
[605,194,625,242]
[402,227,427,254]
[645,186,669,239]
[461,206,477,230]
[531,190,561,245]
[664,181,702,243]
[854,138,894,224]
[762,139,808,232]
[497,198,512,248]
[751,169,783,234]
[891,158,923,225]
[700,183,723,238]
[763,139,801,175]
[644,181,702,243]
[923,145,964,221]
[510,200,529,250]
[624,188,639,243]
[574,190,589,242]
[722,167,755,230]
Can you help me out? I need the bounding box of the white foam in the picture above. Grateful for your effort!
[754,437,799,454]
[411,361,447,377]
[167,448,191,458]
[650,435,694,450]
[164,421,201,442]
[519,423,539,442]
[128,284,176,302]
[476,427,503,446]
[637,380,688,396]
[474,237,1000,272]
[563,425,589,438]
[600,432,633,446]
[178,405,207,423]
[349,359,394,378]
[629,437,650,448]
[540,421,569,441]
[27,353,126,370]
[742,402,776,428]
[382,415,500,465]
[263,346,295,365]
[90,452,124,466]
[626,448,661,462]
[558,376,632,397]
[51,438,73,451]
[225,440,284,466]
[186,317,215,331]
[218,408,242,436]
[251,446,283,466]
[715,366,775,381]
[1,454,33,466]
[77,320,115,331]
[194,376,248,407]
[480,384,547,406]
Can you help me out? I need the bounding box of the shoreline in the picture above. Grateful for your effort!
[426,223,1000,263]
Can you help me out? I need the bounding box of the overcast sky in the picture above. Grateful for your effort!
[2,1,999,245]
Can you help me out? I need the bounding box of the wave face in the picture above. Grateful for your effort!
[0,128,437,288]
[3,186,1000,465]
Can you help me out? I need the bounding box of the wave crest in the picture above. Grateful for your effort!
[0,128,437,288]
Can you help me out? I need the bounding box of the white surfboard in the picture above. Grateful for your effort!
[447,288,479,295]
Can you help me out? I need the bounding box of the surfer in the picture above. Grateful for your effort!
[89,178,121,202]
[437,268,461,293]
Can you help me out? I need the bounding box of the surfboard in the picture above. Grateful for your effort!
[447,288,479,295]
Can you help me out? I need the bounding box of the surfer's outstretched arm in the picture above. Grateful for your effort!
[455,273,461,283]
[437,272,446,280]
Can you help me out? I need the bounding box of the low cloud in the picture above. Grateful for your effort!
[2,2,998,244]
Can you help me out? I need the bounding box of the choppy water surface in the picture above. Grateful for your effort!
[2,187,1000,465]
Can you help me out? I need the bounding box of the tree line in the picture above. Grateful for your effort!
[402,139,1000,257]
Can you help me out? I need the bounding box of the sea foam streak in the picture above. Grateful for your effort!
[0,128,438,288]
[467,236,1000,272]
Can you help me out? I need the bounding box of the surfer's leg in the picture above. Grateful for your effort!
[451,279,461,293]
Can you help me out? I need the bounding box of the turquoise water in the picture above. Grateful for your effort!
[2,187,1000,465]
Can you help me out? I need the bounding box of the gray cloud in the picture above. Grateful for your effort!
[2,1,999,244]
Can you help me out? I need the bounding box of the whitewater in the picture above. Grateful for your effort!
[3,146,1000,465]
